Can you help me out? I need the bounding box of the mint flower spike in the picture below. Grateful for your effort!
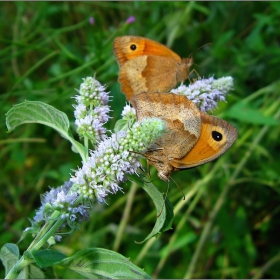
[73,76,111,144]
[171,76,234,112]
[121,104,136,119]
[70,117,166,203]
[33,181,90,226]
[121,103,136,124]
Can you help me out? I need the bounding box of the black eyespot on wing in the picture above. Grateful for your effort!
[212,130,222,141]
[130,44,137,51]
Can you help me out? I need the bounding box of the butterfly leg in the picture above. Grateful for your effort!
[188,68,201,83]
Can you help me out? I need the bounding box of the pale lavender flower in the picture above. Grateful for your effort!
[71,117,166,203]
[33,181,90,226]
[94,106,111,123]
[74,104,87,120]
[171,76,233,112]
[75,115,106,142]
[75,77,110,107]
[99,90,110,104]
[121,104,136,119]
[89,17,95,25]
[119,104,137,130]
[74,77,111,144]
[126,16,135,24]
[54,235,63,242]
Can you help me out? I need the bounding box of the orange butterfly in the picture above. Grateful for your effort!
[114,36,193,101]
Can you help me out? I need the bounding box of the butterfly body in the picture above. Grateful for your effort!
[114,36,193,101]
[131,93,238,181]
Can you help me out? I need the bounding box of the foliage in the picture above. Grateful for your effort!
[1,2,280,278]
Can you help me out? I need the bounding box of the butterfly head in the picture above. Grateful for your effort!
[177,57,193,82]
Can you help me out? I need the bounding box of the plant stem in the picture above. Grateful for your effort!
[26,218,57,251]
[134,237,155,266]
[113,182,138,251]
[5,210,63,279]
[5,256,34,279]
[30,215,65,252]
[252,253,280,279]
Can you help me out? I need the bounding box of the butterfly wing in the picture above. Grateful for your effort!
[119,56,180,101]
[171,112,238,169]
[114,36,192,100]
[113,36,182,66]
[131,92,201,159]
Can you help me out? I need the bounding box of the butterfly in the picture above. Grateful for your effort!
[131,92,238,181]
[113,36,193,101]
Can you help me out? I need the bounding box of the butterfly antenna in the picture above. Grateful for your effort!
[142,175,162,184]
[188,51,194,59]
[189,42,212,57]
[157,180,170,218]
[146,161,151,178]
[139,165,146,173]
[197,42,212,51]
[170,176,185,200]
[187,42,212,81]
[129,150,144,157]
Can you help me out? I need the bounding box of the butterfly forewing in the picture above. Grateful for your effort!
[113,36,182,66]
[113,36,193,100]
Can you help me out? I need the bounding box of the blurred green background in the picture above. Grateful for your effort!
[1,2,280,278]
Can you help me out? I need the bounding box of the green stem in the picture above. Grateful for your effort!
[252,253,280,279]
[30,213,65,252]
[243,80,280,103]
[5,211,63,279]
[11,50,60,91]
[84,137,89,162]
[113,182,138,251]
[5,256,34,279]
[26,213,60,251]
[134,237,155,266]
[29,194,83,252]
[173,162,220,215]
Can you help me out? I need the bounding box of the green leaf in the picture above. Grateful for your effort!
[6,101,70,133]
[225,101,279,126]
[32,250,66,268]
[114,118,136,133]
[114,119,129,133]
[0,243,20,276]
[27,264,46,279]
[16,263,46,279]
[18,219,41,244]
[5,101,86,160]
[161,194,174,232]
[127,174,174,244]
[55,248,151,279]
